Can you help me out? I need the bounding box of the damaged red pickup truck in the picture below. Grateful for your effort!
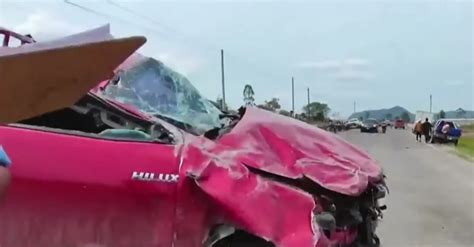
[0,27,387,247]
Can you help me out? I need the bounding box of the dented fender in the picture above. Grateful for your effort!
[173,107,382,246]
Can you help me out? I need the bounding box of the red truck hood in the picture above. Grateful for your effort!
[217,107,382,196]
[179,107,382,247]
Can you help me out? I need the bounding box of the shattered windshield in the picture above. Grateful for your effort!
[100,57,222,134]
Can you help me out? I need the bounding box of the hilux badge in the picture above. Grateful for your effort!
[131,171,179,183]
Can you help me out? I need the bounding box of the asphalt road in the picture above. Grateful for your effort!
[339,128,474,247]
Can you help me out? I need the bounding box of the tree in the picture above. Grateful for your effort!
[358,116,363,121]
[303,102,330,121]
[439,110,446,119]
[456,108,466,118]
[401,111,411,122]
[364,111,370,120]
[385,113,393,121]
[243,84,255,106]
[279,109,291,117]
[258,97,281,112]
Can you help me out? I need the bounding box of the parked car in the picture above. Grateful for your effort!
[361,118,379,133]
[345,118,362,129]
[0,27,387,247]
[431,120,462,145]
[394,120,406,129]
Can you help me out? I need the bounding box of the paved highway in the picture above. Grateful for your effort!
[340,128,474,247]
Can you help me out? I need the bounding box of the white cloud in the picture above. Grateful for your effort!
[296,58,373,81]
[13,10,84,41]
[443,80,466,86]
[296,60,341,70]
[155,51,205,76]
[334,68,374,81]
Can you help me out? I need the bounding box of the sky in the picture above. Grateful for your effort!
[0,0,472,118]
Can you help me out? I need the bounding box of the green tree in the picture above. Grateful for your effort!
[257,97,281,112]
[456,108,466,118]
[439,110,446,119]
[279,109,291,117]
[401,111,411,122]
[303,102,330,121]
[364,111,370,120]
[385,113,393,121]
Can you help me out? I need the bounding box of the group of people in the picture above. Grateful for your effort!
[414,118,433,143]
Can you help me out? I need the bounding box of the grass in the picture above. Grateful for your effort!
[456,136,474,159]
[462,124,474,133]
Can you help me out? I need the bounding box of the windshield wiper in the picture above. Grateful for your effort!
[153,113,202,135]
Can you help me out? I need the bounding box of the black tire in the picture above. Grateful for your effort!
[454,140,459,146]
[213,231,274,247]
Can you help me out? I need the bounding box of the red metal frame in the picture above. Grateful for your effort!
[0,27,36,47]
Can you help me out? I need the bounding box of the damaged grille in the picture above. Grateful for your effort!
[243,164,387,246]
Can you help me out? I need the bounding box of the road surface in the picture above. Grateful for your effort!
[340,128,474,247]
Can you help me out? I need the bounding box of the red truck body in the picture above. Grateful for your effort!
[0,26,386,247]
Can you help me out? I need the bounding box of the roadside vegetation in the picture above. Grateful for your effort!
[457,124,474,159]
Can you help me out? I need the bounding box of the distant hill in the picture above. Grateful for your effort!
[348,106,415,122]
[442,108,474,119]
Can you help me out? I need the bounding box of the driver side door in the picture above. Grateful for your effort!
[0,125,179,247]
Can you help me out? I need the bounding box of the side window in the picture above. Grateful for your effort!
[18,105,174,144]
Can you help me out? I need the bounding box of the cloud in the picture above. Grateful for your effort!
[334,68,374,81]
[443,80,466,86]
[155,51,205,76]
[296,58,373,81]
[296,60,341,70]
[13,10,84,41]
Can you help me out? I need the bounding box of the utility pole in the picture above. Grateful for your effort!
[220,49,226,111]
[429,94,432,113]
[291,77,295,115]
[353,101,356,113]
[307,87,310,117]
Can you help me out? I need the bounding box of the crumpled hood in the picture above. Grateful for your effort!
[179,107,383,247]
[217,107,382,196]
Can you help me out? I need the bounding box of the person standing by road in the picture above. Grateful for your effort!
[415,120,423,142]
[421,118,433,143]
[0,146,11,199]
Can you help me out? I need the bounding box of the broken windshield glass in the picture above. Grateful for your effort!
[100,57,222,134]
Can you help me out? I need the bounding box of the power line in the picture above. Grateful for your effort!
[65,0,290,104]
[104,0,288,82]
[64,0,172,39]
[105,0,176,34]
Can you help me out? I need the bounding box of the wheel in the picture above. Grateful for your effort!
[454,140,459,146]
[213,230,275,247]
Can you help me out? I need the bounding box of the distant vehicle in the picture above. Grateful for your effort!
[345,118,362,129]
[431,120,462,145]
[394,120,406,129]
[361,118,379,133]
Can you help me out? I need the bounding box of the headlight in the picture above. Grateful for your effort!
[312,211,336,231]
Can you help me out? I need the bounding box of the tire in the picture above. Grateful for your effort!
[454,140,459,146]
[213,230,274,247]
